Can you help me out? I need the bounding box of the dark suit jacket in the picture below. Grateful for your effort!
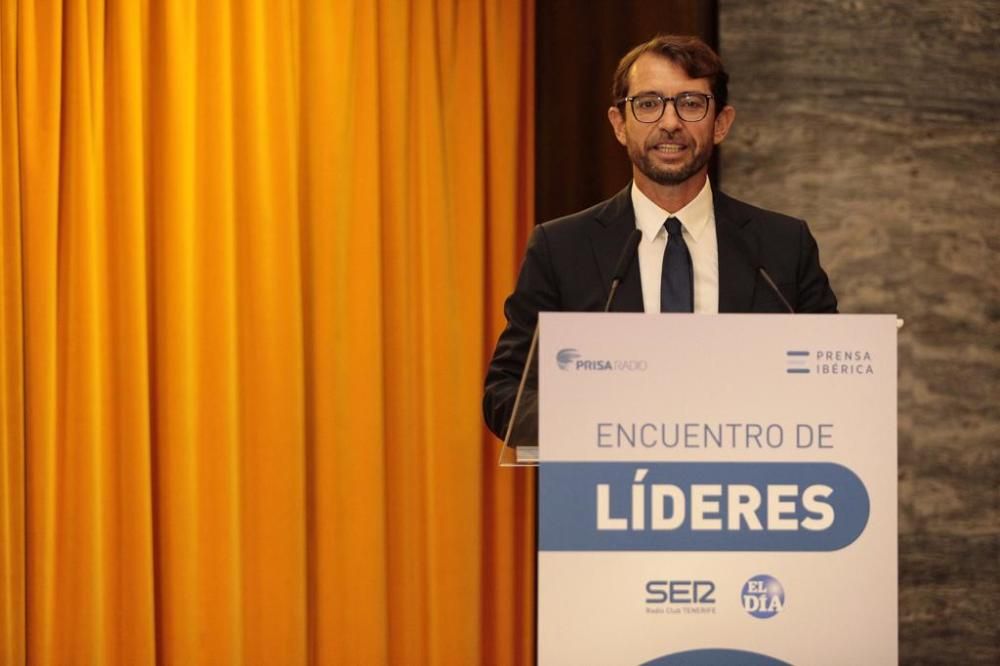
[483,184,838,438]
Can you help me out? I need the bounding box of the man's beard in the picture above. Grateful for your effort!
[629,139,712,186]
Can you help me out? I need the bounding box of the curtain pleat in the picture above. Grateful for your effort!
[103,1,157,662]
[1,1,26,664]
[0,0,535,663]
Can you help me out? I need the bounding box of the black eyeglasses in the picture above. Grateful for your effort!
[616,92,714,123]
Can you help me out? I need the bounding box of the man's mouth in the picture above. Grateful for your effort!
[652,142,686,154]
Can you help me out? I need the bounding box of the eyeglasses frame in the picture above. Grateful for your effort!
[615,92,715,124]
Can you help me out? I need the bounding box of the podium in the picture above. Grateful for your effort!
[511,313,897,665]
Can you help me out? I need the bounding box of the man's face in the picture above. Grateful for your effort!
[608,53,735,187]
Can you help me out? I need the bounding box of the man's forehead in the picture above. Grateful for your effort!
[627,53,711,93]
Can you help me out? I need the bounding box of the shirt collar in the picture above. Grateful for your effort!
[631,178,715,242]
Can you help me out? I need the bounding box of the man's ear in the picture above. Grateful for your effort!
[713,105,736,145]
[608,106,627,146]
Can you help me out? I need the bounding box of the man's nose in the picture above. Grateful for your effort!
[657,101,683,132]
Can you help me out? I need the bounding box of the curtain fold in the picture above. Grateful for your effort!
[1,2,26,664]
[0,0,535,663]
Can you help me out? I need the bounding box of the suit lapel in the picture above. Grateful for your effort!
[587,186,760,313]
[590,185,644,312]
[715,190,758,313]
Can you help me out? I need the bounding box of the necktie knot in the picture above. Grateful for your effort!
[665,217,683,237]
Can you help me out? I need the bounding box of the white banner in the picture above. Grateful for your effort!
[538,313,897,666]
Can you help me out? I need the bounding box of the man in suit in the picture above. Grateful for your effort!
[483,34,837,439]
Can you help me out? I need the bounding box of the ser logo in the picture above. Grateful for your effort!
[645,580,716,605]
[644,579,717,617]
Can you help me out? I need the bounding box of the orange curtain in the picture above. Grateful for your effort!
[0,0,535,663]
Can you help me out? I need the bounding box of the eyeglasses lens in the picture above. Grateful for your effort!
[631,94,709,123]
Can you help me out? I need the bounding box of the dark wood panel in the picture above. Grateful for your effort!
[535,0,717,223]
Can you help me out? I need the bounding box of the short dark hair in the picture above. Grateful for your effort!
[611,34,729,110]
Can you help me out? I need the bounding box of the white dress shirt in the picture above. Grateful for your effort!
[632,178,719,314]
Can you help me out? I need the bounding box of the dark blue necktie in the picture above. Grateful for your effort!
[660,217,693,312]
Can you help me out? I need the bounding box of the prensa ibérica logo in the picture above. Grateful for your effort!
[785,348,876,376]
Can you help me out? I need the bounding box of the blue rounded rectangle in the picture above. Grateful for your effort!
[539,462,870,551]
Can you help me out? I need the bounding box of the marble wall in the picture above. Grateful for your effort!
[719,1,999,662]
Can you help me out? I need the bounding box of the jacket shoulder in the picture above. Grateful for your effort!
[715,190,805,229]
[534,187,631,240]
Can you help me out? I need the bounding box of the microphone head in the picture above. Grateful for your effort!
[604,228,644,312]
[612,228,643,281]
[757,266,795,314]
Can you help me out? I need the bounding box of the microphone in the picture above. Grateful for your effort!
[757,266,795,314]
[730,229,795,314]
[604,228,643,312]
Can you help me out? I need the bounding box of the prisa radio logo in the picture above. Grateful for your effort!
[556,348,647,372]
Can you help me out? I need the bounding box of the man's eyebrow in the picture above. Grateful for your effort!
[631,89,708,97]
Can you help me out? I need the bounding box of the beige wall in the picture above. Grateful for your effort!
[719,1,999,662]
